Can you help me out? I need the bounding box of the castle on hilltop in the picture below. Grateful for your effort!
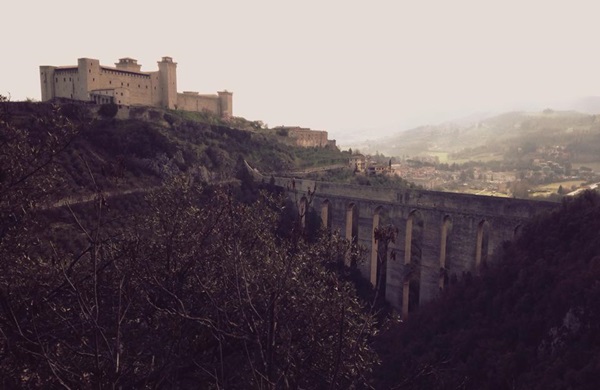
[40,56,232,118]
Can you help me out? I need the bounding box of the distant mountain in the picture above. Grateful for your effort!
[435,111,498,128]
[560,96,600,115]
[356,109,600,161]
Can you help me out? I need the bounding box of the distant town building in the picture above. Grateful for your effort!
[349,154,366,171]
[40,56,232,118]
[366,164,390,176]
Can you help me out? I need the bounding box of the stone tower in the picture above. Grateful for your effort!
[39,66,56,101]
[76,58,100,101]
[218,90,233,118]
[115,57,142,72]
[158,56,177,109]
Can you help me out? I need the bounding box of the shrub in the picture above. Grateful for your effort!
[98,103,118,118]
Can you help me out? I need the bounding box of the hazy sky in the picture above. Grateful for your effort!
[3,0,600,145]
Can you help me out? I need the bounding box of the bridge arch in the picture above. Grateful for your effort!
[513,224,523,239]
[439,215,453,290]
[345,202,359,266]
[371,206,390,293]
[320,199,331,230]
[299,196,308,230]
[403,210,424,319]
[475,219,490,272]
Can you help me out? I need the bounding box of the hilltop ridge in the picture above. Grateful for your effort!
[356,109,600,164]
[0,100,348,203]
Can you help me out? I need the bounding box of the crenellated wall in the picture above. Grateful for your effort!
[177,92,221,113]
[267,174,558,317]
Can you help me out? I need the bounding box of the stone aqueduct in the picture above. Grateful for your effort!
[257,170,558,317]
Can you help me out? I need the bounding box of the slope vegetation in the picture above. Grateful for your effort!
[1,101,348,202]
[0,100,376,389]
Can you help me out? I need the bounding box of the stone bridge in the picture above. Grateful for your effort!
[251,166,558,317]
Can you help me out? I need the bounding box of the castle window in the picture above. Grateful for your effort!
[89,69,91,73]
[64,78,66,82]
[138,84,140,88]
[109,81,112,84]
[127,83,129,87]
[121,92,123,96]
[121,82,123,86]
[55,78,58,82]
[93,78,95,81]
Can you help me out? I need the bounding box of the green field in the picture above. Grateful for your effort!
[532,180,585,196]
[426,151,449,163]
[574,162,600,172]
[462,189,510,197]
[448,155,503,164]
[425,150,505,165]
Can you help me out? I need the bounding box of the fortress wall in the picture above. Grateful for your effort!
[96,68,154,106]
[289,129,329,147]
[176,93,220,113]
[50,66,157,106]
[52,69,79,99]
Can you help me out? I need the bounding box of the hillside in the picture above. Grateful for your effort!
[0,100,377,388]
[373,190,600,389]
[0,101,348,204]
